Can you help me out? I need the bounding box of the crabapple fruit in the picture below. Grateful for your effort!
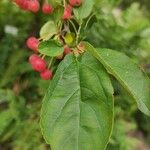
[64,45,72,54]
[26,37,39,52]
[31,57,47,72]
[40,69,53,80]
[63,4,72,20]
[42,3,53,14]
[69,0,82,7]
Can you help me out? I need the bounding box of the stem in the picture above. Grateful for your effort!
[59,21,63,32]
[45,0,48,3]
[67,21,70,32]
[48,57,54,69]
[63,0,66,7]
[69,20,78,35]
[76,21,83,45]
[38,37,43,41]
[39,53,43,57]
[85,13,95,29]
[42,55,46,59]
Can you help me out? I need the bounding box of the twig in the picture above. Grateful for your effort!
[76,21,83,45]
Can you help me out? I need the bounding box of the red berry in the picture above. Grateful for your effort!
[42,3,53,14]
[29,54,39,64]
[14,0,22,5]
[64,45,72,54]
[14,0,28,9]
[14,0,24,6]
[63,4,72,20]
[15,0,29,10]
[69,0,82,7]
[31,57,47,72]
[40,69,53,80]
[26,37,39,52]
[14,0,40,12]
[28,0,40,13]
[20,0,30,10]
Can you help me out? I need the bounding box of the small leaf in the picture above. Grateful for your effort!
[85,42,150,116]
[74,0,95,20]
[40,53,114,150]
[40,21,57,40]
[39,40,63,57]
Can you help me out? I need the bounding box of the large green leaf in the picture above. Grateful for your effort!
[40,53,114,150]
[85,42,150,116]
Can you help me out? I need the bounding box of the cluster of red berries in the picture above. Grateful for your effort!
[27,37,52,80]
[26,37,72,80]
[63,0,82,20]
[14,0,82,19]
[14,0,53,14]
[14,0,82,80]
[29,54,52,80]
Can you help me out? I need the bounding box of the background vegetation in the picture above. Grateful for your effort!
[0,0,150,149]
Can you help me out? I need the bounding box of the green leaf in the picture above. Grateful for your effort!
[40,53,114,150]
[0,110,13,136]
[74,0,95,21]
[85,42,150,116]
[40,21,57,40]
[49,0,61,6]
[39,40,63,57]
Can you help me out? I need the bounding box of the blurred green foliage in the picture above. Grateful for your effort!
[0,0,150,150]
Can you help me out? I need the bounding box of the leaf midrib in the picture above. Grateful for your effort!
[81,63,112,107]
[75,58,113,149]
[75,58,81,150]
